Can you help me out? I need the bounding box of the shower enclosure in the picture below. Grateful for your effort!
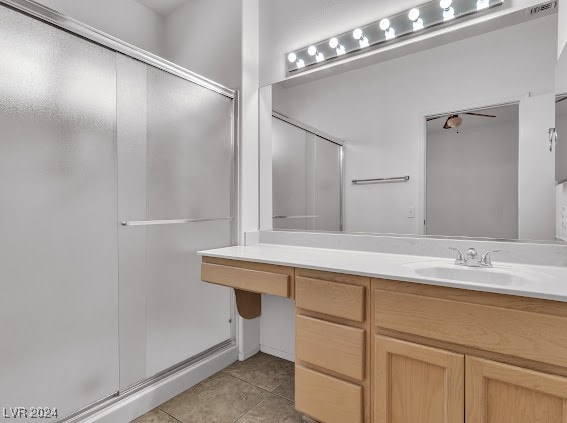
[272,113,344,231]
[0,2,237,421]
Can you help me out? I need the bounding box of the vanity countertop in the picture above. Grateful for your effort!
[199,243,567,303]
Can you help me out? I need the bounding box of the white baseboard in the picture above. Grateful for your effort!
[81,345,238,423]
[238,346,260,361]
[260,344,295,362]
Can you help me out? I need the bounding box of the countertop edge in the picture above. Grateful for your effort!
[198,247,567,304]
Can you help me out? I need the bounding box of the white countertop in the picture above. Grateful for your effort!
[199,244,567,303]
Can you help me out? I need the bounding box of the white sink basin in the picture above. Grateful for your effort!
[409,265,527,286]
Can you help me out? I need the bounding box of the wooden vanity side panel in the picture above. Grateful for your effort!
[373,279,567,369]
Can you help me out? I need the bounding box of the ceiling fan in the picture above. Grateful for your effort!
[427,111,497,129]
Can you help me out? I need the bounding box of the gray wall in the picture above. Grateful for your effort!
[426,107,519,239]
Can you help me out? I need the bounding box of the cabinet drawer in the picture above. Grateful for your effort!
[374,280,567,368]
[296,315,365,381]
[295,365,363,423]
[296,276,365,322]
[201,259,291,297]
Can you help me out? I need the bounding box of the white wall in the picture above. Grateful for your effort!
[426,110,519,239]
[164,0,242,89]
[35,0,166,56]
[259,0,549,86]
[272,16,557,235]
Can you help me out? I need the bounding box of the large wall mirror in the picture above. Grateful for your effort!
[557,37,567,242]
[263,8,566,243]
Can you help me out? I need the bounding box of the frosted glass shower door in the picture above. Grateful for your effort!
[117,60,235,383]
[272,117,342,231]
[0,4,119,419]
[145,66,234,377]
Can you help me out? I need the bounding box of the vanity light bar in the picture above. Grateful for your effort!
[286,0,503,74]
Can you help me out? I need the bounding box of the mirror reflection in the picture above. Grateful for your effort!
[269,11,564,242]
[556,45,567,241]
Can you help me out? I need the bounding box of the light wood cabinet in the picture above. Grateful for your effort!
[201,257,293,297]
[296,276,365,322]
[466,356,567,423]
[296,314,365,381]
[374,336,464,423]
[296,365,363,423]
[201,258,567,423]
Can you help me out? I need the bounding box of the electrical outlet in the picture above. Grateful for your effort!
[408,207,416,218]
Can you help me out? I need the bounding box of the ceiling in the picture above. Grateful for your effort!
[136,0,191,16]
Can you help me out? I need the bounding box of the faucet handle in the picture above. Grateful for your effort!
[480,250,501,267]
[449,247,465,265]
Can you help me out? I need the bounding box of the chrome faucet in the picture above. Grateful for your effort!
[449,248,500,268]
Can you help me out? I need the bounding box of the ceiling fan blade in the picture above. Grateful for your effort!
[427,116,445,121]
[556,96,567,103]
[442,117,452,129]
[464,112,497,118]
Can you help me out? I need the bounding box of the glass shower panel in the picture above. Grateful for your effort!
[145,221,233,376]
[272,118,342,231]
[0,4,119,420]
[146,68,232,220]
[272,117,312,230]
[144,67,233,376]
[314,136,342,231]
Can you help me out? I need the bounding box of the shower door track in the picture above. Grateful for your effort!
[58,340,236,423]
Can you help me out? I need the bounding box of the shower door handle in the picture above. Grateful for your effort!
[120,217,233,226]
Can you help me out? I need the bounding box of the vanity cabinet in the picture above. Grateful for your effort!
[466,357,567,423]
[373,336,464,423]
[372,278,567,423]
[294,268,370,423]
[200,256,567,423]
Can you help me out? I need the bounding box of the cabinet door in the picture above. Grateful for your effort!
[374,336,464,423]
[466,357,567,423]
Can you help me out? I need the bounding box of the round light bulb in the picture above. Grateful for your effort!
[307,46,317,56]
[408,8,420,21]
[315,52,325,63]
[379,18,390,31]
[353,28,363,39]
[359,36,369,48]
[287,52,297,63]
[440,0,452,9]
[336,45,346,55]
[443,6,455,20]
[329,37,339,48]
[296,59,305,68]
[476,0,489,10]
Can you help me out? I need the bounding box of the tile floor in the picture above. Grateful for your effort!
[132,353,302,423]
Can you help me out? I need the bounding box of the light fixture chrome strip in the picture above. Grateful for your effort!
[272,111,346,146]
[286,0,504,74]
[121,217,233,227]
[0,0,235,99]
